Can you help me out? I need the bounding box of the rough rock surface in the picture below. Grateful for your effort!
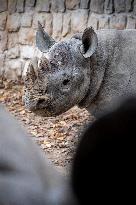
[1,0,136,80]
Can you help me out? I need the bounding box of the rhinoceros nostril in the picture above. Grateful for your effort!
[38,99,45,104]
[37,99,45,105]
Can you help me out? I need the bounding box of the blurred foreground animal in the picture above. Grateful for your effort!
[0,97,136,204]
[0,105,76,205]
[24,22,136,117]
[72,97,136,204]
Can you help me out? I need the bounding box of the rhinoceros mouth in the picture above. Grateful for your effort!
[32,107,65,117]
[28,101,54,117]
[33,108,54,117]
[28,99,62,116]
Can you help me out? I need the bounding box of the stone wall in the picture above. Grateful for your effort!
[0,0,136,81]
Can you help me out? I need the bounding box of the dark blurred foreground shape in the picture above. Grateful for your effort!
[0,105,77,205]
[0,97,136,204]
[72,97,136,204]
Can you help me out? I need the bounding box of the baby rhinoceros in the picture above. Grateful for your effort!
[24,22,136,117]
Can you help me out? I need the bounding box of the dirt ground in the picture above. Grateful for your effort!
[0,82,94,173]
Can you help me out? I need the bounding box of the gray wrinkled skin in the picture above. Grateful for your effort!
[24,23,136,117]
[85,29,136,116]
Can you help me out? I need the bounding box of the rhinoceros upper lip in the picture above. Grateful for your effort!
[33,109,53,117]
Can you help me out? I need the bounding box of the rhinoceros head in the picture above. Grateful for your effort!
[24,22,98,116]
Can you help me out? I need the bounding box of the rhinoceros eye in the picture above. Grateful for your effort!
[63,79,70,86]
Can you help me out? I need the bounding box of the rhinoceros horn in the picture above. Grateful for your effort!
[24,61,37,89]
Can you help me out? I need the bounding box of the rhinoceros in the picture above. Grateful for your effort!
[24,22,136,117]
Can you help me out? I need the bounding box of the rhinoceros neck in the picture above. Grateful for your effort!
[78,46,106,109]
[78,30,122,110]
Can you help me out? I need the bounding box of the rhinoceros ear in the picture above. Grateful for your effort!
[36,21,56,53]
[80,27,98,58]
